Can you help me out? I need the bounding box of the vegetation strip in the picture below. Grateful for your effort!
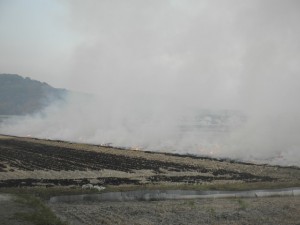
[14,194,68,225]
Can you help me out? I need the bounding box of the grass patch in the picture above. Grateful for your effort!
[13,194,68,225]
[0,186,98,200]
[237,198,248,210]
[187,199,195,208]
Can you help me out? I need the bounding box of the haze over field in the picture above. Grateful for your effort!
[1,0,300,166]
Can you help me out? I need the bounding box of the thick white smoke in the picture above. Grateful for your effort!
[1,0,300,166]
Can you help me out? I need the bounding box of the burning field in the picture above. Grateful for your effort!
[0,134,299,189]
[0,134,300,225]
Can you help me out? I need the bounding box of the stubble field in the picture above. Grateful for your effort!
[0,134,299,225]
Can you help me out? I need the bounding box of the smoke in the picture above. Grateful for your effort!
[1,0,300,166]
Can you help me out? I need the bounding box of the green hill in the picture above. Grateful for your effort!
[0,74,67,115]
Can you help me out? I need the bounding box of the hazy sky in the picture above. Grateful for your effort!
[1,1,299,105]
[1,0,300,165]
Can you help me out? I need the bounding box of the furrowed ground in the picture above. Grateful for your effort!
[0,134,299,189]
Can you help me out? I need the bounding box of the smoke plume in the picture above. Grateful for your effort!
[1,0,300,166]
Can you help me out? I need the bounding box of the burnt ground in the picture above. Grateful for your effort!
[1,135,300,225]
[0,138,207,173]
[0,135,299,189]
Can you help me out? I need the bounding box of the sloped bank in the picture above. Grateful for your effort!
[49,187,300,203]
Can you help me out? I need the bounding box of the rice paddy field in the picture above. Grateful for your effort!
[0,134,299,225]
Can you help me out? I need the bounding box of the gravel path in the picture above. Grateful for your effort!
[49,196,300,225]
